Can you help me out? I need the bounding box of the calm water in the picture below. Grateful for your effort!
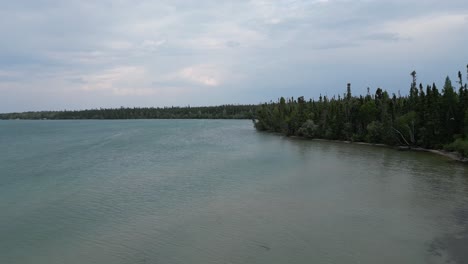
[1,120,467,264]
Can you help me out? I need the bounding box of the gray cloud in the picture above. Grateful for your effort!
[363,32,404,42]
[1,0,468,112]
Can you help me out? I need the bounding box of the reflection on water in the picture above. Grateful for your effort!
[0,120,467,264]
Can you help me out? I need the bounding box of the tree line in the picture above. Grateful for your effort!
[254,66,468,156]
[0,105,257,120]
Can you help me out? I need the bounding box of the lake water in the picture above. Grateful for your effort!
[1,120,467,264]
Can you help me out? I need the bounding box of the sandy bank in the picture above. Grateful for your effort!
[288,136,467,163]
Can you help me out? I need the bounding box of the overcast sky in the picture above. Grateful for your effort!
[1,0,467,112]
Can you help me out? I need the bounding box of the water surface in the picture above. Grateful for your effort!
[0,120,467,264]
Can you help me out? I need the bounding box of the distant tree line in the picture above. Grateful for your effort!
[0,105,257,120]
[254,66,468,156]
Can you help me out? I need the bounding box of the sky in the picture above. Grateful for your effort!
[1,0,468,112]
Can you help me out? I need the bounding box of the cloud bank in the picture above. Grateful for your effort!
[1,0,467,112]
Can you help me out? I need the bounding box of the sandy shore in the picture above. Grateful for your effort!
[424,149,468,163]
[288,136,468,163]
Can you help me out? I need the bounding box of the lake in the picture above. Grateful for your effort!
[0,120,467,264]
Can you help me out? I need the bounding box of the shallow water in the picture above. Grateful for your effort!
[0,120,467,264]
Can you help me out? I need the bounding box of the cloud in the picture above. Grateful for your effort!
[363,32,403,42]
[78,64,223,97]
[382,13,468,39]
[140,39,167,52]
[80,66,154,95]
[0,70,21,80]
[177,64,223,87]
[111,88,157,96]
[226,41,241,48]
[1,0,468,112]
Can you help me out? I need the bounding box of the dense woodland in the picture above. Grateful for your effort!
[0,105,257,120]
[254,66,468,156]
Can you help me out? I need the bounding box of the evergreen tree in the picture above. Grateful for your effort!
[252,66,468,155]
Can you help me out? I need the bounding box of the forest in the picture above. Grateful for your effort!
[0,104,257,120]
[254,66,468,157]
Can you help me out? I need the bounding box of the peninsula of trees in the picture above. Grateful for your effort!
[254,66,468,157]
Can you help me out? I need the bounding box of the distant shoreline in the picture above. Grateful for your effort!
[0,105,258,120]
[0,118,252,120]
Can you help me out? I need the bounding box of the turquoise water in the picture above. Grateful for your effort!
[0,120,467,264]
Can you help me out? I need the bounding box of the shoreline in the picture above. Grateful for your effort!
[286,135,468,163]
[424,149,468,163]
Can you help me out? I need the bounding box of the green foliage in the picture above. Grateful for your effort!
[254,67,468,153]
[394,111,417,145]
[444,138,468,157]
[298,120,319,138]
[359,101,378,127]
[366,121,384,143]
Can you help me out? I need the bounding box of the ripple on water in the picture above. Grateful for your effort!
[0,120,468,264]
